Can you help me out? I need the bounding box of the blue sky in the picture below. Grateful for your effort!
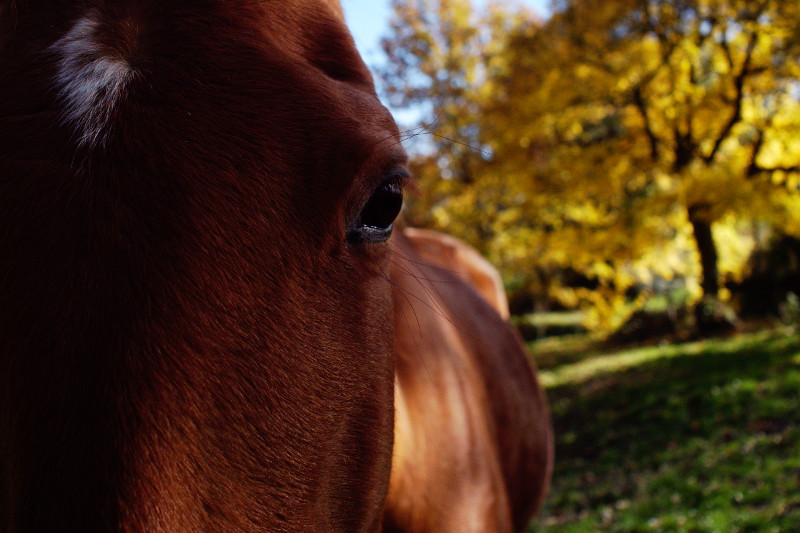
[341,0,551,70]
[340,0,551,129]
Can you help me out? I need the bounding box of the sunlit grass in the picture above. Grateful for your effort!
[513,312,588,341]
[516,311,587,328]
[536,341,704,388]
[528,327,800,532]
[534,328,795,388]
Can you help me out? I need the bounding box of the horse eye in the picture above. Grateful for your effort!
[347,181,404,244]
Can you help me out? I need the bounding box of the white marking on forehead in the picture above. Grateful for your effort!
[51,13,135,148]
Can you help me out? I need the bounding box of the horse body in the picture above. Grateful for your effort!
[386,230,552,532]
[402,227,510,319]
[0,1,550,531]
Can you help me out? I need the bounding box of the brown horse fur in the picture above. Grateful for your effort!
[402,227,511,319]
[0,1,401,530]
[0,1,551,531]
[386,230,552,532]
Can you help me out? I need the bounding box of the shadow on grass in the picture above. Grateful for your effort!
[527,334,605,370]
[529,329,800,532]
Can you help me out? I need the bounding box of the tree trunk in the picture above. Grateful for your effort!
[687,204,735,335]
[688,204,719,299]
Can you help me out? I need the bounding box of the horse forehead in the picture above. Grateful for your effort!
[242,0,402,159]
[253,1,388,115]
[42,0,399,156]
[239,0,402,157]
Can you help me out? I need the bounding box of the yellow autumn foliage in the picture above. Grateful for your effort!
[381,0,800,330]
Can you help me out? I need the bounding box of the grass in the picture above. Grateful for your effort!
[513,311,588,341]
[527,327,800,532]
[516,311,587,329]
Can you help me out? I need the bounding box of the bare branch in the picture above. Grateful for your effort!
[632,85,659,162]
[720,28,734,71]
[673,124,695,172]
[747,125,800,178]
[749,163,800,177]
[703,30,759,165]
[746,128,766,178]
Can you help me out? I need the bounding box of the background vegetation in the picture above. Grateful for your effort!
[380,0,800,334]
[529,326,800,531]
[378,0,800,530]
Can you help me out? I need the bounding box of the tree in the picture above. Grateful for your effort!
[381,0,800,332]
[379,0,540,275]
[381,0,484,182]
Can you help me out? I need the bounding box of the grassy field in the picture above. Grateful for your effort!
[527,327,800,532]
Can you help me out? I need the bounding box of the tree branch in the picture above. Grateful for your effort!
[673,124,695,172]
[745,118,800,179]
[746,128,766,178]
[632,85,659,162]
[749,164,800,177]
[703,30,759,165]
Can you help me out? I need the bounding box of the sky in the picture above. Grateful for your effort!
[341,0,551,71]
[339,0,551,128]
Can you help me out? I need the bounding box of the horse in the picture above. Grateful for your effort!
[0,1,551,531]
[386,228,552,532]
[401,227,510,319]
